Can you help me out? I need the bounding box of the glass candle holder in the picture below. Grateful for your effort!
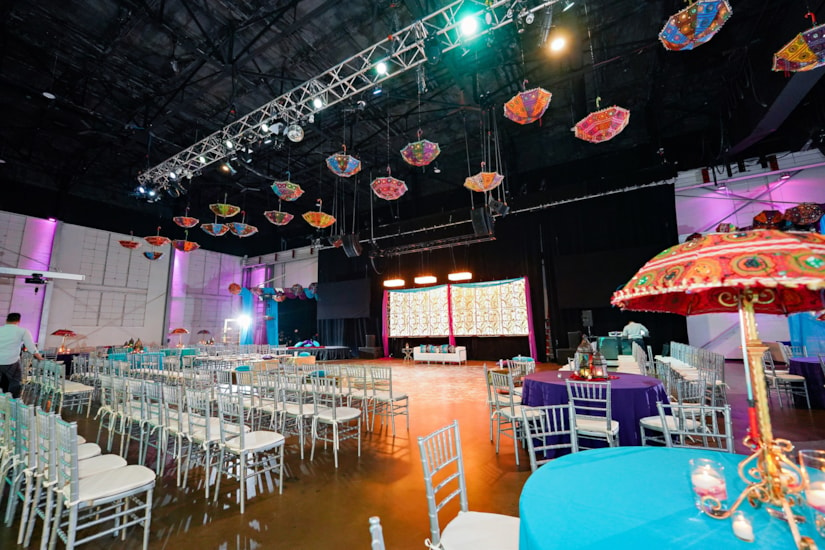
[689,458,727,512]
[800,450,825,538]
[731,511,755,543]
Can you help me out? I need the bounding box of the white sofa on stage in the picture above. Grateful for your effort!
[413,344,467,365]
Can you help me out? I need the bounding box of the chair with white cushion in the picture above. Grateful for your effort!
[565,380,619,449]
[368,516,386,550]
[488,370,533,466]
[764,350,810,409]
[417,420,519,550]
[657,402,734,453]
[368,366,409,436]
[310,376,361,468]
[521,403,577,472]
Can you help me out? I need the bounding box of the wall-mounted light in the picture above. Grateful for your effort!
[448,272,473,282]
[414,275,437,285]
[383,278,405,288]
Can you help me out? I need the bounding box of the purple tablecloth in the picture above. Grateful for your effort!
[789,357,825,409]
[521,371,669,447]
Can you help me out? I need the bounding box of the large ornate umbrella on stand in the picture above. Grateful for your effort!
[400,130,441,167]
[658,0,733,51]
[326,145,362,178]
[51,329,76,353]
[503,83,552,125]
[773,13,825,72]
[611,230,825,548]
[169,327,189,347]
[784,202,824,229]
[752,209,785,229]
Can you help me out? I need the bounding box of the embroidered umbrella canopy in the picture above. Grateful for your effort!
[752,210,785,229]
[169,327,189,347]
[144,226,171,247]
[172,230,200,253]
[264,210,294,226]
[572,104,630,143]
[303,200,336,229]
[612,230,825,540]
[326,145,361,178]
[371,168,408,200]
[143,251,164,261]
[271,173,304,201]
[173,207,199,229]
[784,202,824,227]
[228,283,242,295]
[504,85,552,125]
[118,231,141,250]
[51,329,76,352]
[209,194,241,218]
[463,162,504,193]
[772,14,825,72]
[228,211,258,238]
[201,222,230,237]
[658,0,733,51]
[400,130,441,167]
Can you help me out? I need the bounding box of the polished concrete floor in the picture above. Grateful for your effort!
[2,358,824,549]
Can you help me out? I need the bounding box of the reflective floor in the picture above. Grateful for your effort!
[2,359,823,549]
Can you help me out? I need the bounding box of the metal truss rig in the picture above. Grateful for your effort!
[138,0,560,189]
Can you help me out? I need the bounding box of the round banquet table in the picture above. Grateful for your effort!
[519,447,801,549]
[789,357,825,409]
[520,371,668,448]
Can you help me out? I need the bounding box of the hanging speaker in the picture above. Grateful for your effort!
[343,233,362,257]
[471,207,493,236]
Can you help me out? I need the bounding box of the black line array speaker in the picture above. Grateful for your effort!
[471,207,493,236]
[343,233,362,257]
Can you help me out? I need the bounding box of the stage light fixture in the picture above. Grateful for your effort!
[459,15,479,37]
[312,97,325,109]
[383,278,405,288]
[261,122,271,133]
[168,170,178,180]
[562,1,575,11]
[197,155,207,164]
[219,161,237,176]
[42,91,56,100]
[489,199,510,217]
[286,124,304,142]
[524,10,535,24]
[375,61,388,75]
[148,189,157,197]
[549,31,568,52]
[414,275,437,285]
[137,186,146,194]
[448,272,473,282]
[223,139,234,149]
[372,85,383,96]
[237,314,252,329]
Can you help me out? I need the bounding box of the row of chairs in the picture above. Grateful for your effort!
[763,351,811,408]
[1,393,155,550]
[21,359,96,419]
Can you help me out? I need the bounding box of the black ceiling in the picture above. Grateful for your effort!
[1,0,824,256]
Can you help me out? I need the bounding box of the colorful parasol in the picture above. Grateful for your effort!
[144,226,171,247]
[658,0,733,51]
[173,207,199,229]
[612,230,825,541]
[169,327,189,347]
[818,311,825,322]
[143,251,164,261]
[197,329,211,335]
[209,194,241,218]
[503,84,552,125]
[400,130,441,167]
[271,173,304,201]
[463,162,504,193]
[572,104,630,143]
[228,283,242,295]
[303,200,336,229]
[172,230,200,253]
[326,145,362,178]
[784,202,824,226]
[264,209,294,226]
[201,222,230,237]
[118,231,141,250]
[772,14,825,73]
[371,168,408,200]
[51,329,77,353]
[752,210,785,229]
[715,222,736,233]
[228,211,258,238]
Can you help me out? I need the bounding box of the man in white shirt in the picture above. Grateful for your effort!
[0,313,43,397]
[621,320,650,350]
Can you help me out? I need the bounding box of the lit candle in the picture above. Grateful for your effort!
[807,481,825,514]
[732,512,754,542]
[691,467,727,501]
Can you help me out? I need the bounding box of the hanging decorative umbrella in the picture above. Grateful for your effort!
[503,83,553,125]
[752,210,785,229]
[118,231,141,250]
[371,168,408,200]
[172,230,200,253]
[264,209,294,226]
[228,283,242,295]
[209,194,241,218]
[400,130,441,167]
[572,103,631,143]
[784,202,824,226]
[144,226,171,247]
[51,329,76,353]
[228,211,259,238]
[143,251,164,261]
[173,207,199,229]
[271,173,304,201]
[169,327,189,347]
[463,162,504,193]
[201,222,230,237]
[326,145,362,177]
[658,0,733,51]
[303,199,336,229]
[772,13,825,72]
[611,230,825,546]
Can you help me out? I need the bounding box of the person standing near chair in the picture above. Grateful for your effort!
[0,312,43,397]
[622,320,649,350]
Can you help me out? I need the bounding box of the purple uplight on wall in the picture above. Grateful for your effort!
[12,217,58,342]
[168,248,190,332]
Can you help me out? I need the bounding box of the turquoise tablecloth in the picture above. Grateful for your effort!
[519,447,803,549]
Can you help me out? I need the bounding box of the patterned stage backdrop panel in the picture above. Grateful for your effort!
[451,278,529,336]
[388,285,450,337]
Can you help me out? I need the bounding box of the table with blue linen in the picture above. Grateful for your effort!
[521,371,668,449]
[519,447,801,549]
[789,357,825,409]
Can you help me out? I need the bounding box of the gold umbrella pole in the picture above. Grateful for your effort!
[702,292,814,549]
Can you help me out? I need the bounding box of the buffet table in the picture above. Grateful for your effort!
[521,371,668,449]
[789,357,825,409]
[519,447,799,549]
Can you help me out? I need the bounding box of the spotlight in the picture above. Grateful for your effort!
[375,61,388,75]
[459,15,479,37]
[524,11,535,24]
[562,1,575,12]
[219,161,237,176]
[197,155,207,164]
[372,85,383,96]
[286,124,304,142]
[383,278,405,288]
[414,275,437,285]
[779,172,791,180]
[148,189,157,197]
[137,186,146,194]
[448,272,473,282]
[261,122,271,133]
[223,139,234,149]
[548,28,568,52]
[42,91,56,100]
[312,97,325,109]
[168,170,178,180]
[432,164,441,174]
[236,315,252,329]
